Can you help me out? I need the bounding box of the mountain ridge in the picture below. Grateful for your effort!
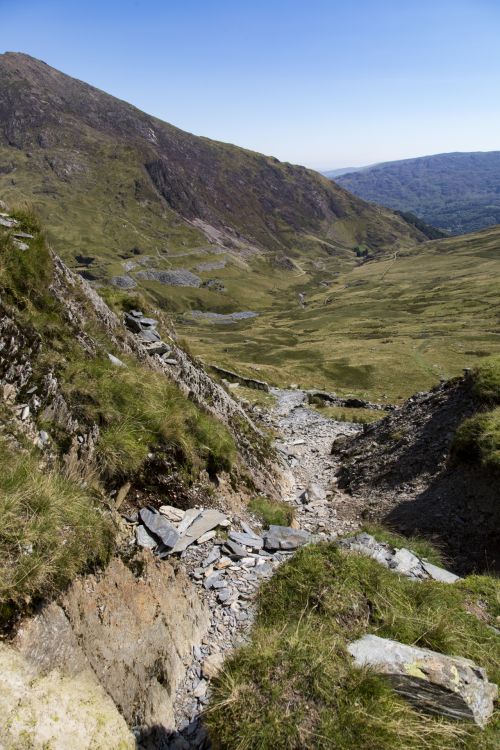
[334,150,500,234]
[0,51,426,265]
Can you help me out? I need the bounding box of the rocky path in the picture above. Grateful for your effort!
[161,390,362,750]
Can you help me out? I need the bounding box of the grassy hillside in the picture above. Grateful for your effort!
[207,538,499,750]
[176,225,500,402]
[335,151,500,235]
[0,52,424,274]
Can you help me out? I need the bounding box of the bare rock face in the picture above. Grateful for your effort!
[60,554,210,731]
[13,554,211,738]
[348,634,498,727]
[0,642,135,749]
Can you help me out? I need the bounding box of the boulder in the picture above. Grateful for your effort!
[348,634,497,727]
[139,507,179,549]
[263,525,311,551]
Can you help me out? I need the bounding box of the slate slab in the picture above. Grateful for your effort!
[136,525,157,549]
[171,509,229,553]
[138,508,179,549]
[263,525,311,551]
[348,634,497,727]
[229,531,263,550]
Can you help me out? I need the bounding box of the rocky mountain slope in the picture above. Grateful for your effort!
[335,371,500,573]
[335,151,500,234]
[0,52,425,269]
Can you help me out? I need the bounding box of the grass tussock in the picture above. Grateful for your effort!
[63,357,236,479]
[453,407,500,470]
[0,438,113,626]
[206,542,500,750]
[452,356,500,470]
[472,355,500,404]
[248,496,294,528]
[1,214,236,483]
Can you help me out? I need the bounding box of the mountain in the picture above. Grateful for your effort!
[334,151,500,234]
[322,166,367,178]
[0,52,425,272]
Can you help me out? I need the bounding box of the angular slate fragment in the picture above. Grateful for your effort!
[263,525,311,551]
[171,509,228,553]
[124,312,142,332]
[223,540,247,559]
[136,524,157,549]
[139,507,179,549]
[229,531,263,550]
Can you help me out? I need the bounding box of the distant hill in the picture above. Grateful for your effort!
[333,151,500,235]
[322,166,366,178]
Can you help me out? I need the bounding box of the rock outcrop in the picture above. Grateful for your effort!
[14,554,210,737]
[335,375,500,573]
[348,634,498,727]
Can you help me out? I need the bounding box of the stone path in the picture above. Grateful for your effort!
[160,389,362,749]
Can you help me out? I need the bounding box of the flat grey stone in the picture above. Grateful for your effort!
[172,509,229,553]
[229,531,263,550]
[203,573,222,590]
[202,547,221,568]
[139,507,179,549]
[137,328,161,342]
[263,525,311,551]
[124,312,142,332]
[138,317,158,327]
[421,560,460,584]
[136,524,157,549]
[348,634,497,727]
[223,540,247,559]
[143,341,170,355]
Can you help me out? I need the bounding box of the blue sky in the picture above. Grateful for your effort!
[1,0,499,169]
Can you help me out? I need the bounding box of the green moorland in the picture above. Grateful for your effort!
[0,212,236,625]
[206,536,500,750]
[174,225,500,402]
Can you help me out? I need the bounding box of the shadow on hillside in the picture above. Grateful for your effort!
[383,463,500,575]
[135,717,210,749]
[374,384,476,489]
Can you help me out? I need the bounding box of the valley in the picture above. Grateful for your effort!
[0,49,499,750]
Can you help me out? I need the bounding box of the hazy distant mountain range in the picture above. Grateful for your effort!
[327,151,500,234]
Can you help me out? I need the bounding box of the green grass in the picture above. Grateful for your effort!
[206,542,499,750]
[452,356,500,470]
[0,437,113,627]
[248,496,295,528]
[1,215,236,483]
[452,407,500,471]
[472,355,500,404]
[312,404,385,424]
[63,356,236,479]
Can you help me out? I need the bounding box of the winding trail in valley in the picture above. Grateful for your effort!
[163,390,362,750]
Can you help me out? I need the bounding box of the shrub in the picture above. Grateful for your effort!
[248,496,294,528]
[0,438,113,626]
